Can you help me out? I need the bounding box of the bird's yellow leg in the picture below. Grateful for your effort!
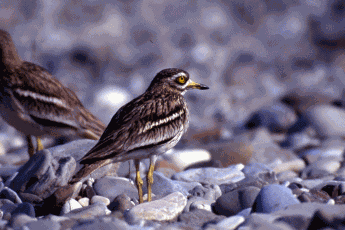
[26,135,35,157]
[135,160,143,204]
[36,137,44,151]
[147,155,157,202]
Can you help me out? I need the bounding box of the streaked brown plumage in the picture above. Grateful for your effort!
[70,68,208,203]
[0,29,105,156]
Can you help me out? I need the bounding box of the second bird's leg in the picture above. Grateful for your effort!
[26,135,35,157]
[135,159,143,204]
[147,155,157,202]
[36,137,44,151]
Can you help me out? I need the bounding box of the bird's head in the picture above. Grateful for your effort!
[147,68,209,94]
[0,29,22,67]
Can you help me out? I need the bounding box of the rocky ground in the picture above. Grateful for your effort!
[1,0,345,229]
[1,132,345,229]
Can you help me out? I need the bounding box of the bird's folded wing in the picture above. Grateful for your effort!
[8,62,104,134]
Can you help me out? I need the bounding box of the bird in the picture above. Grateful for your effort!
[70,68,209,203]
[0,29,106,157]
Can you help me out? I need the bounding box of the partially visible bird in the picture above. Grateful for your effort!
[70,68,208,203]
[0,29,106,157]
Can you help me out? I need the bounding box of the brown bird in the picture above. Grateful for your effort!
[70,68,208,203]
[0,29,106,157]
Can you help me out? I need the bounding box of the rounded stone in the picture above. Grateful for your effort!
[93,176,138,201]
[90,195,110,206]
[126,192,187,221]
[251,184,300,214]
[108,194,134,212]
[11,202,35,218]
[78,197,89,207]
[215,215,245,230]
[306,105,345,137]
[172,164,245,185]
[214,186,260,216]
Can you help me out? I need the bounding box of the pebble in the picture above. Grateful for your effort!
[64,203,110,219]
[78,197,89,207]
[142,172,201,197]
[108,194,134,212]
[212,215,245,230]
[306,105,345,137]
[326,199,335,205]
[9,149,76,199]
[72,219,131,230]
[11,202,35,218]
[19,192,43,203]
[302,160,340,177]
[189,184,222,201]
[242,213,294,230]
[277,171,299,181]
[25,219,61,230]
[90,195,110,206]
[271,158,306,174]
[289,130,320,151]
[214,186,260,216]
[301,137,345,164]
[93,176,138,201]
[249,130,302,166]
[126,192,187,221]
[0,199,17,217]
[172,164,245,185]
[0,187,22,204]
[162,149,211,171]
[178,209,226,229]
[237,208,251,217]
[9,214,37,229]
[242,163,273,177]
[251,184,300,214]
[64,198,83,214]
[189,198,213,212]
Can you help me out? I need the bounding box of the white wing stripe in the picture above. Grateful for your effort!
[15,88,69,109]
[141,109,184,134]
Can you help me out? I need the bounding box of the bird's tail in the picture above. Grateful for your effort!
[69,159,110,184]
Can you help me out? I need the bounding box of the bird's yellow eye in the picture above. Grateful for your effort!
[177,76,186,84]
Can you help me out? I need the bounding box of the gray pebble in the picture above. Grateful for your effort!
[126,192,186,221]
[9,214,37,229]
[91,195,110,206]
[64,203,109,219]
[0,187,22,204]
[172,164,245,185]
[251,184,300,214]
[214,186,260,216]
[108,194,134,212]
[178,209,225,229]
[11,202,35,217]
[93,176,138,201]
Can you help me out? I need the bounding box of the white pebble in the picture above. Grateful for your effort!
[69,198,83,211]
[91,195,110,206]
[78,197,89,207]
[326,199,335,205]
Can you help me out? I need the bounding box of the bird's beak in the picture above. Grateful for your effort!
[187,80,209,90]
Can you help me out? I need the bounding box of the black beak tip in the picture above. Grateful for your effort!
[200,84,209,90]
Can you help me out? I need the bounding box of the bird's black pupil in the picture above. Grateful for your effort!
[177,76,185,84]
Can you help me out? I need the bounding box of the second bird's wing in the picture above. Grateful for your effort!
[7,62,105,138]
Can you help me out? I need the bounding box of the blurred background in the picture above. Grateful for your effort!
[1,0,345,168]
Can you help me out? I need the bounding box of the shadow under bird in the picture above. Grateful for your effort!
[70,68,208,203]
[0,29,105,157]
